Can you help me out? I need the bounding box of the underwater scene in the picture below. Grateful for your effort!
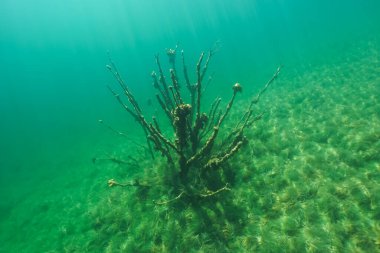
[0,0,379,252]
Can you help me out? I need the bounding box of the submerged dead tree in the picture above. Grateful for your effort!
[106,45,281,204]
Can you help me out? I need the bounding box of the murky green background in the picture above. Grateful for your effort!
[0,0,379,252]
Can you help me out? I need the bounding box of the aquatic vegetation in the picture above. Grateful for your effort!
[105,45,280,205]
[3,40,380,253]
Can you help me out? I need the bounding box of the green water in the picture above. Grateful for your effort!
[0,0,379,252]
